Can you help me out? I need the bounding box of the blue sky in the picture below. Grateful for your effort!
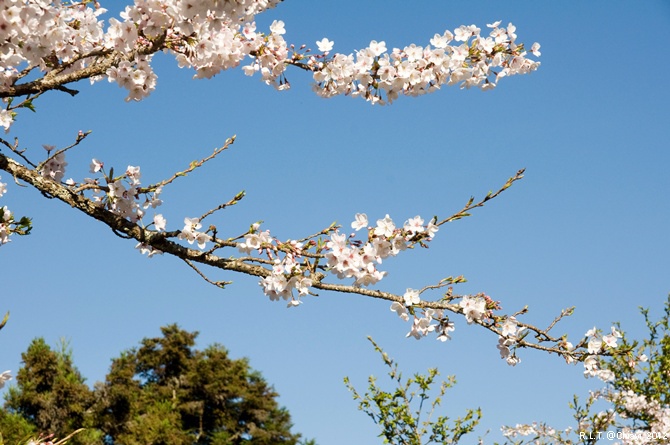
[1,1,669,443]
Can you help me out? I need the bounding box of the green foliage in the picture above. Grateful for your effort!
[497,295,670,445]
[345,337,481,445]
[0,209,32,239]
[93,324,301,445]
[3,325,305,445]
[598,295,670,428]
[2,338,98,445]
[604,297,670,404]
[0,410,36,445]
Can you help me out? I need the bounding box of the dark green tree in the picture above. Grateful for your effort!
[2,326,306,445]
[2,338,100,445]
[94,324,300,445]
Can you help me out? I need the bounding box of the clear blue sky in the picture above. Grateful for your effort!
[1,1,669,443]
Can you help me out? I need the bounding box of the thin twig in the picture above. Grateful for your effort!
[184,258,232,288]
[199,190,245,222]
[143,136,236,192]
[436,168,525,226]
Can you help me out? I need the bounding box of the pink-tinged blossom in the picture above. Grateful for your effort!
[269,20,285,35]
[179,217,208,248]
[40,152,68,182]
[507,23,517,42]
[506,355,521,366]
[368,40,387,57]
[238,232,263,253]
[403,288,420,306]
[454,25,478,42]
[0,370,11,389]
[135,242,162,257]
[351,213,368,231]
[602,333,619,349]
[390,236,407,255]
[353,262,386,287]
[374,214,395,237]
[316,38,334,52]
[261,273,289,301]
[126,165,141,184]
[291,276,313,296]
[90,158,105,173]
[143,187,163,209]
[426,220,439,239]
[430,32,453,48]
[390,302,409,321]
[153,214,166,232]
[460,295,486,324]
[195,231,210,250]
[0,178,6,198]
[406,315,436,340]
[501,317,518,337]
[588,338,603,354]
[0,110,13,130]
[597,369,615,382]
[287,299,302,308]
[498,336,513,358]
[531,42,541,57]
[583,356,599,378]
[403,215,425,235]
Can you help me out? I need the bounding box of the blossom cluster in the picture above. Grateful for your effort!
[612,390,670,444]
[497,316,525,366]
[0,0,107,92]
[390,289,455,341]
[307,21,540,104]
[57,157,217,257]
[501,422,564,441]
[39,147,68,183]
[237,214,439,307]
[86,160,162,224]
[104,0,286,99]
[582,326,622,381]
[177,216,211,250]
[0,1,540,130]
[0,204,12,245]
[51,157,167,256]
[0,175,30,246]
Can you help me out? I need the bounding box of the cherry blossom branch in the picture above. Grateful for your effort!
[0,1,541,132]
[3,1,627,372]
[0,140,618,367]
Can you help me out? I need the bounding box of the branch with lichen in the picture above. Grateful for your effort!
[0,135,620,365]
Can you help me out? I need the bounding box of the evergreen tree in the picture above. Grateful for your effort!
[2,338,99,445]
[94,324,300,445]
[2,326,303,445]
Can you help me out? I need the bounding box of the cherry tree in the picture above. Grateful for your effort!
[0,5,641,440]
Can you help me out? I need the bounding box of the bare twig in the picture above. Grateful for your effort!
[436,168,525,226]
[184,259,232,289]
[143,136,236,193]
[199,190,245,222]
